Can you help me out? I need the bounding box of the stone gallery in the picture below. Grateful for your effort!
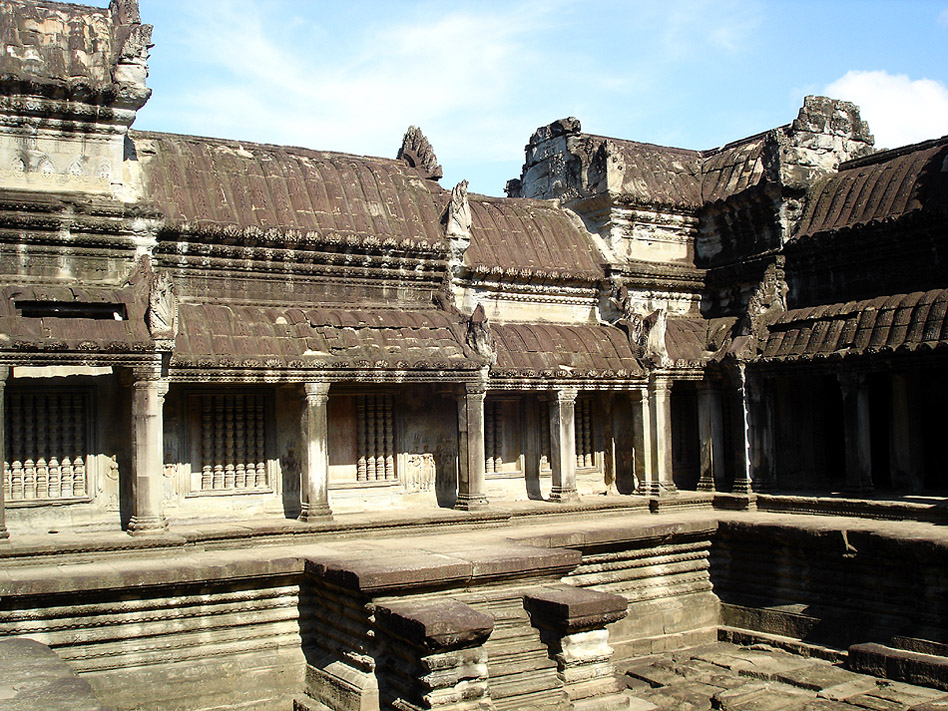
[0,1,947,710]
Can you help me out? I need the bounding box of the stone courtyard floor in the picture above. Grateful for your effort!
[620,642,948,711]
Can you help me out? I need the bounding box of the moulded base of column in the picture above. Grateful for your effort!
[648,482,678,497]
[298,503,333,522]
[697,477,716,492]
[127,516,169,536]
[550,487,580,503]
[0,526,9,542]
[454,494,489,511]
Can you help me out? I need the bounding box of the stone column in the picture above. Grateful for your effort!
[299,381,332,521]
[549,388,579,503]
[128,367,169,535]
[601,394,617,495]
[747,371,776,492]
[524,585,629,710]
[456,384,488,510]
[630,385,652,495]
[731,364,753,495]
[648,377,677,496]
[696,379,724,492]
[0,367,9,542]
[890,372,923,491]
[839,371,873,493]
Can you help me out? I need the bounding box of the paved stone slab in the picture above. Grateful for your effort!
[909,696,948,711]
[712,681,814,710]
[639,680,721,710]
[775,660,865,691]
[693,644,812,681]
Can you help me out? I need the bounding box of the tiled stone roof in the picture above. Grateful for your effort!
[172,304,481,371]
[489,323,643,379]
[597,137,702,210]
[664,316,737,363]
[700,135,769,205]
[760,289,948,361]
[133,131,448,245]
[466,197,605,280]
[794,136,948,239]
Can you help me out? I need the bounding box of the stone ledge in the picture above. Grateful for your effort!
[848,643,948,691]
[375,599,494,652]
[524,584,628,633]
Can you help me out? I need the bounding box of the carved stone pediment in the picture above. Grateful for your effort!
[397,126,443,180]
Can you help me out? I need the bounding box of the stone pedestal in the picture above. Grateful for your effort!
[839,371,873,493]
[375,599,496,711]
[299,382,332,522]
[696,380,724,493]
[128,368,169,536]
[0,367,9,542]
[648,378,677,496]
[549,389,580,503]
[456,385,488,511]
[524,585,630,710]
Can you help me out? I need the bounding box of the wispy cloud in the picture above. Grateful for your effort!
[825,70,948,149]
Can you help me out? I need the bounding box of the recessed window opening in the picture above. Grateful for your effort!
[15,301,127,320]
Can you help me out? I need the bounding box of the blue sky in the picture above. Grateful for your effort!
[131,0,948,196]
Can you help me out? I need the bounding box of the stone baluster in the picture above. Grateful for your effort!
[366,396,377,480]
[375,394,386,480]
[539,399,551,471]
[35,395,48,499]
[234,394,246,489]
[23,393,35,500]
[9,392,23,501]
[224,394,236,489]
[630,385,652,495]
[649,377,677,496]
[384,394,394,481]
[299,381,332,521]
[213,396,224,490]
[254,395,267,487]
[583,400,593,469]
[696,379,724,492]
[485,401,496,474]
[60,394,73,498]
[550,388,580,503]
[456,384,488,510]
[356,395,367,482]
[70,393,86,497]
[839,370,873,493]
[128,367,169,535]
[524,585,629,710]
[47,394,60,498]
[201,396,213,491]
[0,368,10,541]
[375,598,496,711]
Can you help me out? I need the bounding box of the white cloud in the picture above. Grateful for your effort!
[825,70,948,149]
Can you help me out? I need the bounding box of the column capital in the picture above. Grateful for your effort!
[555,387,578,404]
[303,381,331,401]
[648,376,674,393]
[465,383,487,399]
[838,370,868,391]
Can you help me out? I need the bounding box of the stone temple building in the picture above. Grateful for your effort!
[0,2,947,711]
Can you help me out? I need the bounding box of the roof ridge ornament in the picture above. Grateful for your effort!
[445,180,472,240]
[397,126,443,180]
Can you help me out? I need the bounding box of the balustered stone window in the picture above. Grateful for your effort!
[355,394,395,482]
[574,398,595,470]
[485,398,523,476]
[189,393,271,494]
[3,389,93,504]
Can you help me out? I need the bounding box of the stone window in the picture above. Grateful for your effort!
[3,389,94,504]
[485,398,523,476]
[190,393,271,494]
[356,394,395,482]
